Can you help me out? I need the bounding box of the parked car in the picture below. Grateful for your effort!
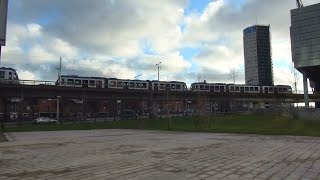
[184,109,195,116]
[33,117,58,124]
[120,109,138,119]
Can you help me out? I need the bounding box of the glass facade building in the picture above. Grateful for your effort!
[243,25,274,86]
[291,3,320,108]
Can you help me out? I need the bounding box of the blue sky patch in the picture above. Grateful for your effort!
[185,0,214,15]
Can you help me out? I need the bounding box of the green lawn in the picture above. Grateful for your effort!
[2,114,320,137]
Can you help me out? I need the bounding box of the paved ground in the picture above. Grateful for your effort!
[0,132,7,142]
[1,130,320,180]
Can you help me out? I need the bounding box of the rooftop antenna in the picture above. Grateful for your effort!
[296,0,303,8]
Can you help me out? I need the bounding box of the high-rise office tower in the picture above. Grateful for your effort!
[243,25,274,86]
[291,2,320,108]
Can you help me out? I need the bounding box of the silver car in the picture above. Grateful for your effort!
[33,117,58,124]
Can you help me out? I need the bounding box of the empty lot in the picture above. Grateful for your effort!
[1,129,320,179]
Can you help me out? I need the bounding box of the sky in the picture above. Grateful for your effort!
[1,0,319,89]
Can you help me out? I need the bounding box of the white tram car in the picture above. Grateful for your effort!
[151,81,187,91]
[58,75,105,88]
[0,67,19,84]
[57,75,188,91]
[190,82,227,93]
[191,82,292,94]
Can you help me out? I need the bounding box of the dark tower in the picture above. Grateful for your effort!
[243,25,274,86]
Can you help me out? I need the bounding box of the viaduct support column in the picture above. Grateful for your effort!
[315,82,320,108]
[303,73,309,108]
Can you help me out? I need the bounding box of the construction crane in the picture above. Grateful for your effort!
[134,74,143,80]
[296,0,303,8]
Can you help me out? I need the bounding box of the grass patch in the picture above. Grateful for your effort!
[2,114,320,137]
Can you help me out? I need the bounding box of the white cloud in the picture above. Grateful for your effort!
[28,45,56,64]
[17,70,36,80]
[135,52,192,80]
[194,44,243,74]
[50,38,78,58]
[26,23,42,37]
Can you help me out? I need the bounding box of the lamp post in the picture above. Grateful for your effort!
[56,96,61,124]
[156,62,161,90]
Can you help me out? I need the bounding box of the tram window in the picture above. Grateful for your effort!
[176,84,181,89]
[0,71,4,78]
[160,84,164,89]
[82,80,88,87]
[75,79,81,85]
[236,87,240,91]
[270,87,274,92]
[67,79,74,85]
[89,80,95,86]
[142,83,147,88]
[215,86,219,91]
[62,79,65,84]
[205,86,209,91]
[245,87,249,91]
[110,81,116,87]
[96,81,102,88]
[171,84,176,89]
[166,84,170,89]
[130,82,135,87]
[230,86,235,91]
[8,72,12,79]
[250,87,253,91]
[117,81,123,87]
[255,87,259,91]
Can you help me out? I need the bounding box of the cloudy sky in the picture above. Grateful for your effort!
[1,0,319,88]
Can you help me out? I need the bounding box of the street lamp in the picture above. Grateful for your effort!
[56,96,61,124]
[156,62,161,90]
